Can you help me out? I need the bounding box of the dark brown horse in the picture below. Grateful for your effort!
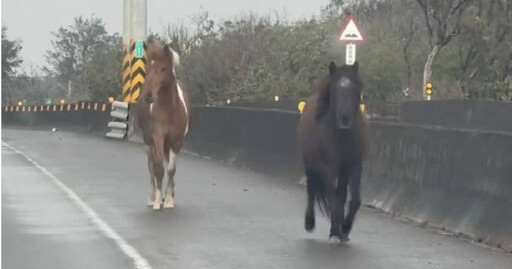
[136,41,191,210]
[298,61,368,242]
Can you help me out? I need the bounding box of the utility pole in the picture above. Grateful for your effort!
[121,0,147,103]
[121,0,132,102]
[129,0,147,102]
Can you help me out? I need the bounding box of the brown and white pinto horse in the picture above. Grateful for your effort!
[136,41,191,210]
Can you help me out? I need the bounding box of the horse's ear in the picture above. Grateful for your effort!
[352,61,359,73]
[329,62,337,74]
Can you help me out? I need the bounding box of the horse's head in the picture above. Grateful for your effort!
[144,42,179,103]
[327,61,362,129]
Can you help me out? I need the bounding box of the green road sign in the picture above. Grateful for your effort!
[135,40,144,59]
[44,98,52,105]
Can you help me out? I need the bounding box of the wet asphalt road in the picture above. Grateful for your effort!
[2,129,512,269]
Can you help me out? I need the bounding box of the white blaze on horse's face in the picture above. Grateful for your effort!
[339,76,352,88]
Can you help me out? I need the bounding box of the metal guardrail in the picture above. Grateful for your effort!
[106,101,129,139]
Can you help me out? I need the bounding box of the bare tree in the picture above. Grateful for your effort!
[416,0,473,98]
[163,22,193,55]
[391,0,419,96]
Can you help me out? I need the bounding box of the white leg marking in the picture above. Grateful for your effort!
[164,149,176,209]
[149,103,153,114]
[163,185,175,209]
[167,149,176,173]
[2,142,152,269]
[176,83,189,135]
[153,189,162,210]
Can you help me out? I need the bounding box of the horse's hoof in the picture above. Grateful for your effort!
[339,234,350,242]
[163,199,175,209]
[163,194,175,209]
[328,235,349,244]
[152,190,162,210]
[305,217,315,232]
[328,236,341,244]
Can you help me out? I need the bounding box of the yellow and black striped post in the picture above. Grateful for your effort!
[129,40,146,102]
[122,45,132,102]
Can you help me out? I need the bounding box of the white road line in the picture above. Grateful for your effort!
[2,142,152,269]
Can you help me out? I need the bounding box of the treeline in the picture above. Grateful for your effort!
[2,0,511,105]
[169,0,511,104]
[2,17,122,105]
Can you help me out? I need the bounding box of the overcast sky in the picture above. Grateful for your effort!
[2,0,330,70]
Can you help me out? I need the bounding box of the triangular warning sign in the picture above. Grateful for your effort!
[338,15,366,44]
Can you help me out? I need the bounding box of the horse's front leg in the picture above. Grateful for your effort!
[329,178,348,242]
[341,162,362,239]
[152,135,165,210]
[145,145,156,207]
[163,146,177,209]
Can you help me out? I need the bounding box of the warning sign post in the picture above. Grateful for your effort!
[338,15,366,65]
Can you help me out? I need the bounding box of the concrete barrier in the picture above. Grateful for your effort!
[364,121,512,251]
[401,100,512,133]
[181,106,512,251]
[185,106,303,179]
[2,103,111,135]
[4,103,511,251]
[128,105,303,179]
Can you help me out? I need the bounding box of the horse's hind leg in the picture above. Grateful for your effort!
[341,162,362,239]
[304,172,318,232]
[304,170,318,232]
[145,146,157,207]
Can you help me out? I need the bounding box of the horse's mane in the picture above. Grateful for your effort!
[146,42,180,68]
[170,49,180,67]
[312,74,330,120]
[312,74,329,93]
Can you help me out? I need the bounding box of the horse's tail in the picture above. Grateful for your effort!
[307,171,331,218]
[316,187,331,219]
